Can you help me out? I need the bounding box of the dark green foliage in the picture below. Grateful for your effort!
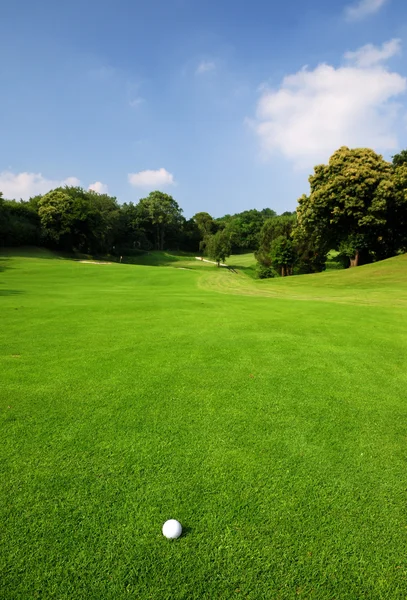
[255,263,274,279]
[215,208,277,253]
[270,235,296,276]
[256,214,296,267]
[181,218,201,252]
[2,146,407,270]
[255,213,327,278]
[392,149,407,168]
[0,196,41,246]
[193,212,217,253]
[296,146,407,267]
[137,191,183,251]
[292,226,327,275]
[38,186,120,254]
[193,212,216,238]
[115,201,154,253]
[206,229,232,265]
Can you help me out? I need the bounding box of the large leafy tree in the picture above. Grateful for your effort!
[193,212,215,238]
[116,202,153,251]
[192,211,216,253]
[270,236,296,277]
[206,230,232,266]
[256,213,326,277]
[296,147,399,267]
[85,190,120,253]
[138,191,183,250]
[226,209,270,250]
[216,208,277,252]
[38,189,76,247]
[255,214,296,268]
[179,218,201,252]
[38,186,119,253]
[0,199,41,246]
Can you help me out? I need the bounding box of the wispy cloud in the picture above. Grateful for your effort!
[345,0,389,21]
[251,40,407,169]
[129,97,145,108]
[89,181,109,194]
[128,168,175,188]
[344,38,401,67]
[196,60,216,75]
[88,65,116,80]
[0,172,80,200]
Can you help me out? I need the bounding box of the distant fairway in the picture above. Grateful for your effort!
[1,249,407,599]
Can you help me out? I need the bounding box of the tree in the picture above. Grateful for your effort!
[85,190,120,254]
[255,212,326,277]
[38,189,76,246]
[193,212,215,238]
[138,191,183,250]
[206,230,232,266]
[388,162,407,255]
[270,236,296,277]
[38,186,119,253]
[216,208,277,253]
[178,218,201,252]
[392,150,407,168]
[255,214,296,268]
[296,147,397,267]
[193,211,216,253]
[116,202,153,252]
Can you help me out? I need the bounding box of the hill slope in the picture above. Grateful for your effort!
[199,252,407,307]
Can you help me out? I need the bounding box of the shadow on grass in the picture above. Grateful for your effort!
[120,251,197,267]
[180,524,193,538]
[0,258,12,273]
[0,246,61,260]
[229,264,257,279]
[0,247,200,268]
[0,288,23,296]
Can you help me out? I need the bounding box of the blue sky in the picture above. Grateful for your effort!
[2,0,407,217]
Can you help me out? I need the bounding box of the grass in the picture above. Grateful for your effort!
[325,250,344,271]
[1,248,407,599]
[229,253,258,278]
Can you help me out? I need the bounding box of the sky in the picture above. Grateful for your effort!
[1,0,407,217]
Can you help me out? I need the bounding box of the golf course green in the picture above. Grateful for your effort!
[1,248,407,599]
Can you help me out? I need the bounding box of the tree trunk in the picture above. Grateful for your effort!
[281,266,285,277]
[160,227,164,251]
[349,250,360,267]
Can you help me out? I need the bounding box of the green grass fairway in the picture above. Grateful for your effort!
[1,249,407,599]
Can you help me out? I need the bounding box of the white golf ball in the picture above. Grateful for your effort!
[162,519,182,539]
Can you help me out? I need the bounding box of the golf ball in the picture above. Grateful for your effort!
[162,519,182,539]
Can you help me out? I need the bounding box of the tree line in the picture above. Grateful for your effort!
[1,146,407,276]
[0,187,281,260]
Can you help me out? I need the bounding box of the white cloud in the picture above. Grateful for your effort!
[345,0,388,21]
[344,38,401,67]
[128,168,175,188]
[196,60,216,75]
[89,181,108,194]
[0,172,81,200]
[252,40,407,169]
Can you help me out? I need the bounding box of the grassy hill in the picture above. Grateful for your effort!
[1,248,407,599]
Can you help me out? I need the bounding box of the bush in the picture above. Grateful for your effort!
[256,264,275,279]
